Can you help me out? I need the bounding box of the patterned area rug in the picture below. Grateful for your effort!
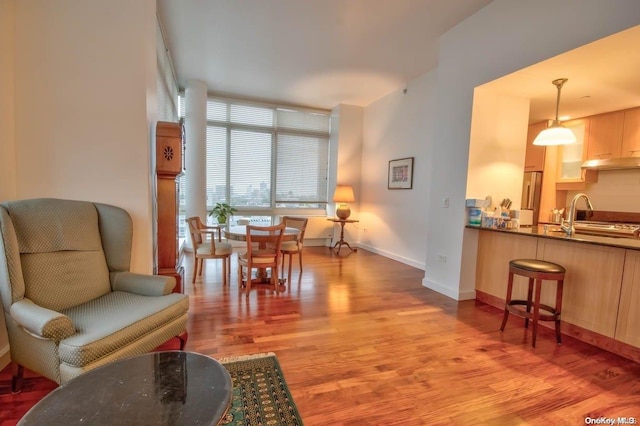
[218,352,304,426]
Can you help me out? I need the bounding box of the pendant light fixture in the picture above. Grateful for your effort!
[533,78,576,146]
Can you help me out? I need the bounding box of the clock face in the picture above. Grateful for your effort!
[163,146,174,161]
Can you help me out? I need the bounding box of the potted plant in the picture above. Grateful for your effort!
[208,202,237,224]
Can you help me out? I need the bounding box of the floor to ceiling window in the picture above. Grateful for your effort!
[179,96,331,229]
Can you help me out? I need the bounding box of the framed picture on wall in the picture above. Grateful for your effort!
[388,157,414,189]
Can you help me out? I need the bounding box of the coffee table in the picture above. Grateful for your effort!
[18,351,233,426]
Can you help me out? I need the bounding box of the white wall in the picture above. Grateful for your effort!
[360,72,435,269]
[12,0,157,273]
[566,170,640,213]
[0,0,16,202]
[330,104,364,245]
[467,87,530,209]
[423,0,640,300]
[0,0,15,373]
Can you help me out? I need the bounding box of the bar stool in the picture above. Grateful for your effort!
[499,259,565,347]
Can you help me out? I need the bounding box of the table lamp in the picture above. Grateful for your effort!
[333,185,355,220]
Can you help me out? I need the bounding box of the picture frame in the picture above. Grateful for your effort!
[388,157,414,189]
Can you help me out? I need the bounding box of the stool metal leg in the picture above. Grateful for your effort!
[531,278,543,348]
[555,279,564,344]
[500,271,514,332]
[525,278,534,329]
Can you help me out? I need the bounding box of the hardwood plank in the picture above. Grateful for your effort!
[1,247,639,425]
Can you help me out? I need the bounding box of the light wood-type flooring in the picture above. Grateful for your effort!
[1,247,639,425]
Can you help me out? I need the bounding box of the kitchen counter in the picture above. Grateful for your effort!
[471,223,640,363]
[466,224,640,250]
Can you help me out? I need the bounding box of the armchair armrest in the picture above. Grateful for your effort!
[193,228,222,242]
[111,271,175,296]
[10,299,75,342]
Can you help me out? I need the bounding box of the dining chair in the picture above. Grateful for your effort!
[237,222,285,297]
[185,217,232,284]
[280,216,308,285]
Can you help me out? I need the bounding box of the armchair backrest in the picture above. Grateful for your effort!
[244,223,285,266]
[281,216,309,244]
[0,199,132,312]
[185,216,204,248]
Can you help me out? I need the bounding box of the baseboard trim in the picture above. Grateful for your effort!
[357,243,425,270]
[422,278,458,300]
[475,290,640,364]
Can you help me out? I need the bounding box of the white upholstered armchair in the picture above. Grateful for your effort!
[0,198,189,392]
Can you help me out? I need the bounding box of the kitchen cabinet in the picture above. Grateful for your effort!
[621,107,640,157]
[475,230,625,339]
[476,231,556,308]
[536,238,624,338]
[556,118,597,187]
[475,230,637,355]
[524,121,547,171]
[616,250,640,347]
[586,111,624,160]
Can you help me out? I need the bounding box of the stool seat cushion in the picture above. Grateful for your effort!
[509,259,565,274]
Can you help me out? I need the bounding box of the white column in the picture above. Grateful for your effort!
[184,79,207,249]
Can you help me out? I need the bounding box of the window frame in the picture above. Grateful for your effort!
[179,94,331,222]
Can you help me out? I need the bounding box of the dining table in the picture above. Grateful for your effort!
[224,225,300,243]
[224,225,300,286]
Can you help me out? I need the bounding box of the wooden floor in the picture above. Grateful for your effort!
[1,247,639,425]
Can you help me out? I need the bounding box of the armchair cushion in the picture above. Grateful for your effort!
[0,198,190,386]
[10,298,76,341]
[111,272,175,296]
[196,241,233,256]
[59,291,188,367]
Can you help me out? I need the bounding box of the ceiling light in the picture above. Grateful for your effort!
[533,78,576,146]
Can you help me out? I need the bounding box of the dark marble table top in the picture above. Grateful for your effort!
[19,351,232,426]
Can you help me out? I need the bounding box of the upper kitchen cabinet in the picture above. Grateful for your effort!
[622,107,640,157]
[524,121,547,171]
[586,111,624,160]
[557,118,597,186]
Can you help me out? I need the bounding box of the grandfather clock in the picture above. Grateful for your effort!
[155,121,185,293]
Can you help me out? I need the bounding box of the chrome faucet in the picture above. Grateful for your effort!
[561,193,594,236]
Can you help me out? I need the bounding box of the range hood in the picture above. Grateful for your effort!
[581,157,640,170]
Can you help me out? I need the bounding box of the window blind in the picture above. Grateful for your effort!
[179,95,330,212]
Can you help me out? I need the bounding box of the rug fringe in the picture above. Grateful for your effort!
[217,352,276,363]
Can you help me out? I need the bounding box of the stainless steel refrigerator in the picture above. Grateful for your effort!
[521,171,543,226]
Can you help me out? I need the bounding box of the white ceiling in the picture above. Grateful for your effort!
[156,0,493,110]
[482,24,640,123]
[157,2,640,121]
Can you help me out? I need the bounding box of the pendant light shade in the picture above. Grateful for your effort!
[533,78,576,146]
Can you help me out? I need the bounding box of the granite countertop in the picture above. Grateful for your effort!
[467,224,640,251]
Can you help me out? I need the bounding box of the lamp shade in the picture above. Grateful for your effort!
[333,185,355,203]
[533,78,576,146]
[533,124,576,146]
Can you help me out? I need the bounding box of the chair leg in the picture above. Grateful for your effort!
[11,364,24,394]
[555,279,564,344]
[177,331,188,350]
[531,279,542,348]
[192,256,198,283]
[198,258,204,276]
[298,251,303,274]
[525,278,534,329]
[222,256,227,286]
[281,252,286,280]
[288,254,293,288]
[500,271,515,332]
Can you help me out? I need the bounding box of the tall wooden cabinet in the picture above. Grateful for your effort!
[155,121,185,293]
